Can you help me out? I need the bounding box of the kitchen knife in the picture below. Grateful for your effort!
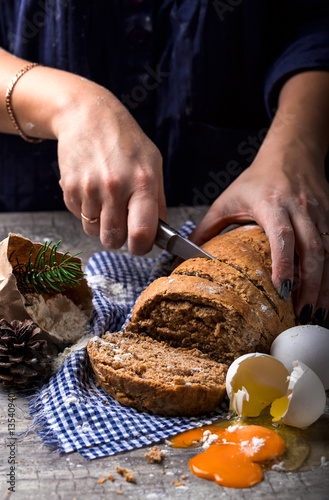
[155,219,218,261]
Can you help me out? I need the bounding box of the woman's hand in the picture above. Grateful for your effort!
[190,135,329,323]
[0,49,166,254]
[191,72,329,324]
[54,80,166,255]
[192,71,329,324]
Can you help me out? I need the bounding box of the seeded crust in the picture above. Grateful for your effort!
[127,225,296,364]
[87,331,227,417]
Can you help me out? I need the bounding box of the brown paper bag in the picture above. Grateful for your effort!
[0,233,94,345]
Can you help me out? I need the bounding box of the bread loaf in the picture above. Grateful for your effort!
[127,225,296,364]
[87,331,227,416]
[87,224,296,416]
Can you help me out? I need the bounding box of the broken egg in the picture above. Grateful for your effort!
[226,353,289,417]
[270,325,329,390]
[270,361,326,428]
[226,353,326,428]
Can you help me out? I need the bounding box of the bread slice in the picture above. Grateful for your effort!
[87,331,227,416]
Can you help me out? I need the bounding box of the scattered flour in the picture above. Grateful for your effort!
[64,395,80,405]
[114,353,133,362]
[25,122,35,130]
[87,275,135,303]
[202,430,219,449]
[227,425,243,433]
[51,332,96,373]
[240,440,249,448]
[251,436,265,453]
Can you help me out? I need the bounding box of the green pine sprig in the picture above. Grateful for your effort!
[10,241,85,295]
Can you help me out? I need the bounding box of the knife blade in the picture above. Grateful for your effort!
[155,219,218,261]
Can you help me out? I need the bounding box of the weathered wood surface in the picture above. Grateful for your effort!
[0,209,328,500]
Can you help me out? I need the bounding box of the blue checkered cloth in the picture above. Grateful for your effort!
[29,222,227,459]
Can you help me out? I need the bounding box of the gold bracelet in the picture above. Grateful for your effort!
[5,62,44,143]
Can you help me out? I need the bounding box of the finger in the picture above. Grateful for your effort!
[255,204,295,300]
[127,190,160,255]
[80,202,101,237]
[79,177,101,236]
[189,193,252,246]
[59,175,82,219]
[60,170,102,236]
[292,215,325,322]
[100,199,128,249]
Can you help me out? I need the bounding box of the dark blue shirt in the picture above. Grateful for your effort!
[0,0,329,210]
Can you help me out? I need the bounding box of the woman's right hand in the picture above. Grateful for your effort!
[53,79,167,255]
[0,49,167,254]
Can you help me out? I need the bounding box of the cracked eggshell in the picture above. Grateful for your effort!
[225,353,290,417]
[270,325,329,390]
[271,361,326,428]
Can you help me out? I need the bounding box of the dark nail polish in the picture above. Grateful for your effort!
[280,279,291,301]
[313,307,326,325]
[299,304,313,325]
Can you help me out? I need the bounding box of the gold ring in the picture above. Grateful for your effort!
[320,232,329,236]
[81,212,100,224]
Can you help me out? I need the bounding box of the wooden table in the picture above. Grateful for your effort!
[0,209,328,500]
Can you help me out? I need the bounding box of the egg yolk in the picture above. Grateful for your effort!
[231,379,286,417]
[172,425,285,488]
[270,396,290,421]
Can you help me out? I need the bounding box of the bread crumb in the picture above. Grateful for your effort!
[116,491,123,495]
[97,478,106,484]
[115,466,135,483]
[174,481,185,486]
[144,446,163,464]
[108,474,114,481]
[181,474,187,480]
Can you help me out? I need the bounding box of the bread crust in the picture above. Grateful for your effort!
[201,225,294,327]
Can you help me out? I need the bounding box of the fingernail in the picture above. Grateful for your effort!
[299,304,313,325]
[280,279,291,300]
[313,307,326,326]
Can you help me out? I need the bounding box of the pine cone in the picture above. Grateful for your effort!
[0,318,52,388]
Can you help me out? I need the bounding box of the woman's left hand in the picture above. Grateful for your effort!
[190,120,329,324]
[191,71,329,325]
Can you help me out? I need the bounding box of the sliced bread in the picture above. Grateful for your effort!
[87,330,227,416]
